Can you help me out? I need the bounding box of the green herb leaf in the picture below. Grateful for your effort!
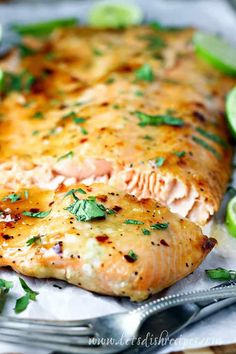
[140,34,166,51]
[32,130,40,136]
[195,127,228,148]
[12,18,78,36]
[22,210,51,218]
[151,222,169,230]
[73,117,86,124]
[1,70,35,95]
[65,199,106,222]
[127,250,138,261]
[135,90,144,97]
[142,228,151,235]
[141,135,153,141]
[124,219,144,225]
[18,44,37,57]
[192,136,221,159]
[80,127,88,135]
[135,64,154,82]
[24,190,29,200]
[93,48,103,56]
[32,111,44,119]
[57,151,74,161]
[0,278,13,293]
[64,188,87,198]
[2,193,21,203]
[135,111,184,127]
[206,268,236,281]
[154,157,165,167]
[174,151,186,158]
[19,277,39,301]
[15,294,30,313]
[26,236,41,247]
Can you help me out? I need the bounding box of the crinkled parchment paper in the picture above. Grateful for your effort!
[0,1,236,353]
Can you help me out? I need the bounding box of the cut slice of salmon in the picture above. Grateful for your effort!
[0,26,235,225]
[0,183,216,301]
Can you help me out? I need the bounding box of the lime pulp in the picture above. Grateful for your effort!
[88,3,143,28]
[193,31,236,76]
[226,195,236,238]
[226,86,236,139]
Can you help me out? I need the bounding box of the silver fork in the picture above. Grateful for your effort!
[0,282,235,353]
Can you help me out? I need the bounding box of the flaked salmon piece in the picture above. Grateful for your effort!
[0,26,235,224]
[0,183,216,301]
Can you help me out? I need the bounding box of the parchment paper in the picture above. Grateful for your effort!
[0,1,236,353]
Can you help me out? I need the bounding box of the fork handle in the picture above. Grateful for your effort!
[132,282,236,322]
[192,280,236,323]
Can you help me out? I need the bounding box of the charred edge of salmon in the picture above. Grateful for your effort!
[201,236,217,252]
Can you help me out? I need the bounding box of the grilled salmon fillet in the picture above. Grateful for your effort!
[0,26,235,225]
[0,184,215,301]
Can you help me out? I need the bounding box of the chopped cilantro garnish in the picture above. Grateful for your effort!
[2,193,21,203]
[142,228,151,235]
[106,209,116,215]
[135,64,154,82]
[135,111,184,127]
[206,268,236,281]
[174,151,186,158]
[73,117,86,124]
[124,219,144,225]
[57,151,74,161]
[140,34,166,51]
[154,157,165,167]
[15,278,39,314]
[64,188,87,198]
[0,278,13,293]
[26,236,41,247]
[105,77,115,84]
[135,90,144,97]
[24,190,29,200]
[127,250,138,261]
[93,48,103,56]
[142,135,153,141]
[15,294,30,314]
[22,210,51,218]
[192,136,220,159]
[80,127,88,135]
[112,104,120,110]
[1,70,35,95]
[32,111,44,119]
[18,44,37,57]
[32,130,40,136]
[151,222,169,230]
[62,111,76,119]
[65,198,106,222]
[195,127,228,148]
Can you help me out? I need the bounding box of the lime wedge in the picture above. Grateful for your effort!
[226,86,236,138]
[226,195,236,237]
[88,3,143,28]
[193,32,236,76]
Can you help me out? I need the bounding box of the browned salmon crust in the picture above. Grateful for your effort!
[0,184,215,301]
[0,26,235,224]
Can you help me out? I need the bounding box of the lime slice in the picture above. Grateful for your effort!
[226,195,236,237]
[193,31,236,76]
[226,86,236,138]
[88,2,143,28]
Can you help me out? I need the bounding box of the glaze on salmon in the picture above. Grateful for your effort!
[0,184,215,301]
[0,26,234,225]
